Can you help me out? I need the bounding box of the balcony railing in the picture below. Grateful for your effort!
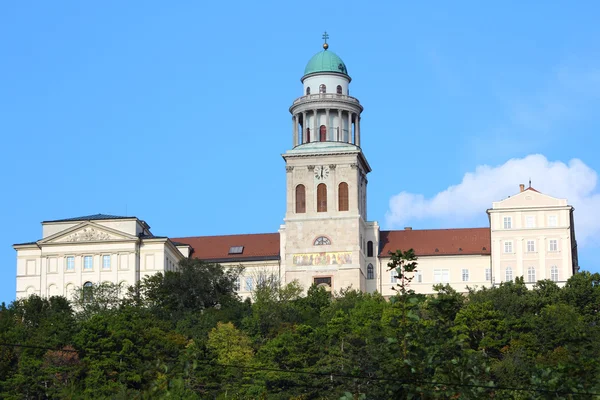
[292,93,361,106]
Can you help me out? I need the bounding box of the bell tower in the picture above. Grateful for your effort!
[279,33,376,294]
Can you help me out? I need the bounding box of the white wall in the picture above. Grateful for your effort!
[303,74,350,96]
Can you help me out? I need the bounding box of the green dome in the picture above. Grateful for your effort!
[303,50,348,77]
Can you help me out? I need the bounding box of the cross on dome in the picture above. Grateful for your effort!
[322,31,329,50]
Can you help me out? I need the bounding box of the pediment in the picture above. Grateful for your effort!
[39,221,137,244]
[494,189,565,209]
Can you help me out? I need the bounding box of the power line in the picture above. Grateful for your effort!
[1,341,599,396]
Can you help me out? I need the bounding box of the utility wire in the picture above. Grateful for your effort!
[1,342,598,396]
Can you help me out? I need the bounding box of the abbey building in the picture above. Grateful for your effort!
[13,40,579,300]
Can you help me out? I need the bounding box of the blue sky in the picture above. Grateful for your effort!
[2,1,600,304]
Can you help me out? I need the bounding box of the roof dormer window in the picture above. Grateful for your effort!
[228,246,244,254]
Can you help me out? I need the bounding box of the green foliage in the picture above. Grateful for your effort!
[2,255,600,398]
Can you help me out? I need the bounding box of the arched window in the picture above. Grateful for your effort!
[551,265,559,282]
[314,236,331,245]
[317,183,327,212]
[367,263,374,279]
[306,87,311,95]
[319,84,326,93]
[319,125,327,141]
[367,241,373,257]
[295,185,306,213]
[338,182,349,211]
[83,281,93,303]
[306,128,311,143]
[336,85,342,94]
[505,267,513,282]
[527,266,536,283]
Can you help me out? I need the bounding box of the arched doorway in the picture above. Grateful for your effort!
[319,125,326,141]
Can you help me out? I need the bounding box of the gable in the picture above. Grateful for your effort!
[492,188,566,209]
[39,221,137,244]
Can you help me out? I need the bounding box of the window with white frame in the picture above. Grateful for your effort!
[434,269,449,283]
[102,255,111,269]
[527,266,536,283]
[390,269,397,283]
[485,268,491,281]
[504,241,513,253]
[526,216,535,228]
[84,256,93,270]
[549,239,558,252]
[66,256,75,271]
[462,269,469,282]
[245,277,253,291]
[503,216,512,229]
[551,265,559,282]
[505,266,513,282]
[527,240,536,252]
[415,271,422,283]
[234,277,241,291]
[548,215,557,227]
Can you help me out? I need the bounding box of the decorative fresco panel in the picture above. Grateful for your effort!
[293,252,352,266]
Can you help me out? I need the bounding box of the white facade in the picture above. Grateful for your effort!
[14,216,185,300]
[488,185,577,288]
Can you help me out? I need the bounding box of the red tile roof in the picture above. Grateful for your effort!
[170,233,280,261]
[379,228,490,257]
[171,227,491,261]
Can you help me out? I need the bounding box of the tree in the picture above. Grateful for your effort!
[130,259,243,320]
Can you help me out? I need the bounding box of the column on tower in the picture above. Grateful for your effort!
[355,115,360,147]
[337,109,342,141]
[326,108,330,141]
[347,111,352,143]
[302,111,307,143]
[292,114,298,147]
[313,109,318,141]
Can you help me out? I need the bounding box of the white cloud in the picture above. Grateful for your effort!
[385,154,600,247]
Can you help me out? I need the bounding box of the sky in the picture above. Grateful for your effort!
[1,1,600,304]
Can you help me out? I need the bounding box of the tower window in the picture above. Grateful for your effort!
[319,84,326,93]
[319,125,327,141]
[317,183,327,212]
[336,85,342,94]
[338,182,349,211]
[296,185,306,213]
[306,128,311,143]
[314,236,331,245]
[367,263,374,280]
[367,241,373,257]
[306,87,311,95]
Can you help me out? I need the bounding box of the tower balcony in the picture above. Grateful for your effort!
[291,93,361,108]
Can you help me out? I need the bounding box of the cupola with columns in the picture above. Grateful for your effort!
[290,32,363,147]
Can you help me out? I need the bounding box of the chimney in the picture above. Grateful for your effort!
[404,227,412,230]
[519,184,525,192]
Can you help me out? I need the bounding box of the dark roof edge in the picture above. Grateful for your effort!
[380,227,490,233]
[42,215,137,223]
[171,232,279,240]
[378,252,490,257]
[195,255,280,263]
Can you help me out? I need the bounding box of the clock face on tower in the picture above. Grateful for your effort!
[314,165,330,180]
